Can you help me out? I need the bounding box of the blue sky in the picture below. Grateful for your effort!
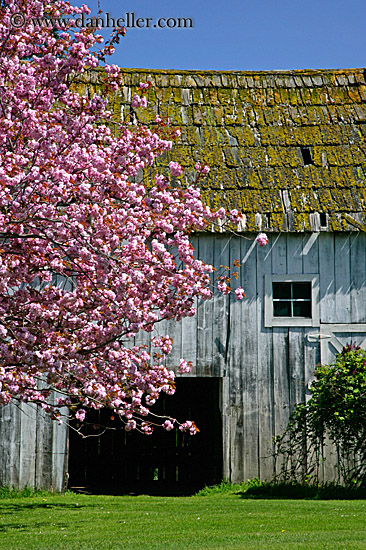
[77,0,365,71]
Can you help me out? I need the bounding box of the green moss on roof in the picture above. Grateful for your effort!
[80,67,366,232]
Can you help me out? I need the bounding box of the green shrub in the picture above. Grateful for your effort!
[274,344,366,487]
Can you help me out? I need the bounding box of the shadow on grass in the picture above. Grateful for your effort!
[0,502,86,512]
[0,520,72,533]
[0,500,87,534]
[69,483,201,497]
[238,482,366,500]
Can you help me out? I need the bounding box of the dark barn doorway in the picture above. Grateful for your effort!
[68,377,222,495]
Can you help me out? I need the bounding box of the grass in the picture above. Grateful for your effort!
[0,486,365,549]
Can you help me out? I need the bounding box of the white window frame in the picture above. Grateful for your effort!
[264,274,320,328]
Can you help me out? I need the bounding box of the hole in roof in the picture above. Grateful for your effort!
[300,147,313,166]
[320,213,327,227]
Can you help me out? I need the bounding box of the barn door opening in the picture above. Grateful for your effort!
[68,377,222,495]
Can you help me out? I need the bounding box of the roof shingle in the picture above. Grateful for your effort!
[81,67,366,232]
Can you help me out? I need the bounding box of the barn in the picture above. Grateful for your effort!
[1,67,366,493]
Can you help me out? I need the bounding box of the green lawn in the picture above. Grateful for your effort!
[0,491,365,549]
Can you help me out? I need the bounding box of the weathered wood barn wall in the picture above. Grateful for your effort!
[156,231,366,482]
[1,67,366,489]
[0,402,68,491]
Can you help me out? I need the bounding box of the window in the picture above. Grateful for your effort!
[273,281,311,318]
[265,274,319,327]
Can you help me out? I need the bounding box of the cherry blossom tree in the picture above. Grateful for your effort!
[0,0,264,434]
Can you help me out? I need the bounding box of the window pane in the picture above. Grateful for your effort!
[293,301,312,317]
[273,282,291,299]
[293,282,311,299]
[274,301,291,317]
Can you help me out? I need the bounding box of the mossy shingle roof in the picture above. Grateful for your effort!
[83,67,366,232]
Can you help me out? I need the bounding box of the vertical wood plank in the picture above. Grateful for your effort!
[301,233,319,275]
[350,232,366,323]
[303,328,319,398]
[304,326,321,481]
[271,234,287,274]
[271,234,288,277]
[321,431,340,484]
[272,327,290,476]
[212,234,230,377]
[52,405,69,492]
[240,235,259,480]
[287,234,303,274]
[196,234,214,376]
[221,375,231,480]
[0,405,7,486]
[334,233,351,323]
[165,318,183,370]
[319,234,335,323]
[180,235,199,374]
[9,404,21,487]
[0,403,20,487]
[271,235,291,477]
[180,298,198,375]
[35,403,53,489]
[288,329,305,410]
[228,407,244,484]
[226,235,244,482]
[19,402,37,489]
[288,328,306,479]
[257,236,274,479]
[287,235,307,475]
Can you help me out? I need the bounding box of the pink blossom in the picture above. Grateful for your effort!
[131,93,141,108]
[179,420,199,435]
[256,233,269,247]
[125,420,137,431]
[194,162,210,175]
[178,359,192,374]
[162,419,175,431]
[235,287,246,300]
[141,422,153,435]
[217,278,230,294]
[169,161,184,177]
[75,409,86,422]
[229,209,241,223]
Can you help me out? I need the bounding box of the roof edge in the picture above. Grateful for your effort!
[87,66,366,77]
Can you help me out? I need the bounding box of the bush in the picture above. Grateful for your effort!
[274,344,366,487]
